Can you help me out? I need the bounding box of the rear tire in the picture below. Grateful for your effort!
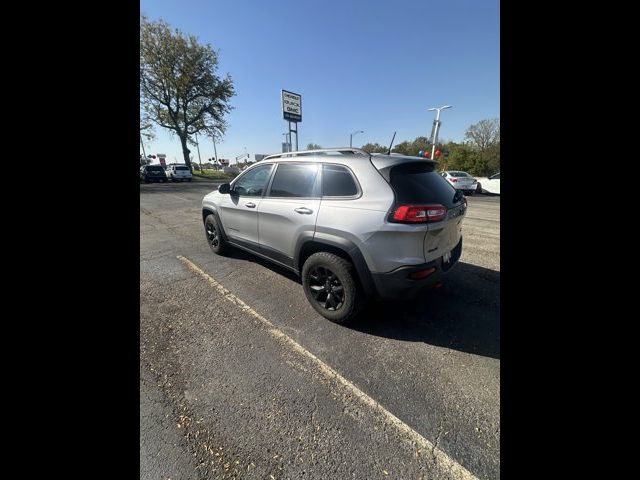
[302,252,365,324]
[476,183,482,194]
[204,214,227,255]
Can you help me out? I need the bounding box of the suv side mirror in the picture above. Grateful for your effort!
[218,183,231,194]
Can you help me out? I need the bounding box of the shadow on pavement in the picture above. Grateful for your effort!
[226,248,302,283]
[225,248,500,359]
[350,262,500,359]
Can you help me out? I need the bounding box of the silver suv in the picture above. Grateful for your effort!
[201,148,466,323]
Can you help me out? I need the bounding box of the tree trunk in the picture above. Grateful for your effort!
[180,135,192,168]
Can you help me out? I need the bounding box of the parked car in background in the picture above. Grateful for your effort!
[202,148,467,324]
[165,164,193,182]
[140,165,168,183]
[475,172,500,195]
[441,171,478,196]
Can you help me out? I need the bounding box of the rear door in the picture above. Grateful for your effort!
[218,163,275,248]
[257,162,320,267]
[387,162,466,264]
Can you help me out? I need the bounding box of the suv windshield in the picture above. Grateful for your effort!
[390,162,461,207]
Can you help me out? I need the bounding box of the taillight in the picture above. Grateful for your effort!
[450,178,458,183]
[392,204,448,223]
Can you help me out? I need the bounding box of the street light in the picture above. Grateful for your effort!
[282,132,291,152]
[211,132,219,170]
[427,105,452,160]
[350,130,364,148]
[195,131,203,172]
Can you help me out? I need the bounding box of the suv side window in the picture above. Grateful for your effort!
[232,164,274,196]
[268,163,319,198]
[322,164,358,197]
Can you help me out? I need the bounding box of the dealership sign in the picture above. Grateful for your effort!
[282,90,302,122]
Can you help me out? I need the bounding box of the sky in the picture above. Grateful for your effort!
[140,0,499,164]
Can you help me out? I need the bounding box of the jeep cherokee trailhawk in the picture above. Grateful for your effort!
[201,148,466,323]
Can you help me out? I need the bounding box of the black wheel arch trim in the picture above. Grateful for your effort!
[295,233,377,298]
[202,207,229,242]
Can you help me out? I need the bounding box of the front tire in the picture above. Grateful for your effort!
[204,214,227,255]
[302,252,364,324]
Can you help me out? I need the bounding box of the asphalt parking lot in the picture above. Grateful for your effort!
[140,180,500,479]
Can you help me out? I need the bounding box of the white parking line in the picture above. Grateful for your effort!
[166,194,191,202]
[177,255,479,480]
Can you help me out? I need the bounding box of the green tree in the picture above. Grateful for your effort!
[140,16,235,168]
[361,142,389,154]
[391,136,432,156]
[306,143,322,150]
[440,142,478,173]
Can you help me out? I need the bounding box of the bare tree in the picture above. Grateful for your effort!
[464,118,500,151]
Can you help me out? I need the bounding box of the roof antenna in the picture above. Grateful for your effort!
[387,131,396,155]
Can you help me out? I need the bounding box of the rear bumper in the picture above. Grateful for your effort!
[370,237,462,300]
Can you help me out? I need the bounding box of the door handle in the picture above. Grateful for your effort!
[294,207,313,214]
[245,202,256,208]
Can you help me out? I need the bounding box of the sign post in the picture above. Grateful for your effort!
[282,90,302,151]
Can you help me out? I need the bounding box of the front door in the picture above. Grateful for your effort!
[218,163,274,248]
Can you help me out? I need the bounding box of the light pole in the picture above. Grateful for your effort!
[427,105,452,160]
[211,132,218,170]
[350,130,364,148]
[282,132,291,152]
[195,131,203,172]
[140,132,147,165]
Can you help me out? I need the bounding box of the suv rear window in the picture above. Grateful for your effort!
[176,166,190,171]
[147,166,164,172]
[322,164,358,197]
[389,163,461,207]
